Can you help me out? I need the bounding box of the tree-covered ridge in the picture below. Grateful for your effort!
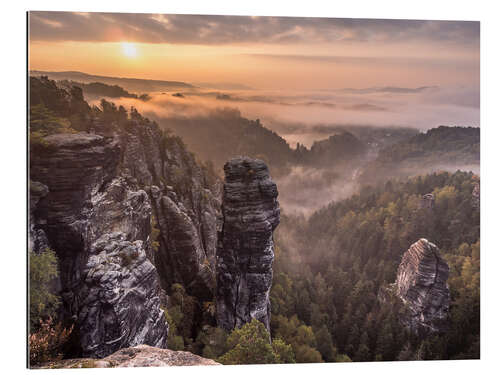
[376,126,479,163]
[160,110,377,177]
[295,131,368,167]
[29,76,149,133]
[361,126,480,184]
[272,171,479,361]
[30,70,194,92]
[159,109,295,176]
[58,80,151,101]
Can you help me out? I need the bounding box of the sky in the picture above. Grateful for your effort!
[29,12,479,90]
[28,12,480,134]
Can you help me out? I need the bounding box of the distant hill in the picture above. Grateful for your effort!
[195,82,254,90]
[360,126,480,184]
[30,70,195,92]
[57,80,151,101]
[302,132,368,166]
[158,109,294,176]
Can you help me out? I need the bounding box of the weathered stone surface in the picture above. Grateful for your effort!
[30,123,221,357]
[117,123,221,299]
[37,345,220,368]
[216,157,280,332]
[75,178,168,357]
[151,192,215,300]
[30,134,169,358]
[395,238,450,334]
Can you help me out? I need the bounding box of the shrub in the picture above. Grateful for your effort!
[272,338,295,363]
[29,317,73,366]
[217,319,279,365]
[29,248,60,331]
[195,327,228,359]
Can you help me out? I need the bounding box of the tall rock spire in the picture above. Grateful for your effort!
[216,157,280,332]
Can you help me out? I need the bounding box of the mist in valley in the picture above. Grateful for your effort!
[81,82,479,218]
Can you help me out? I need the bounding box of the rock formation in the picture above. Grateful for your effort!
[35,345,220,368]
[116,123,221,299]
[29,76,221,357]
[419,193,435,210]
[30,134,168,357]
[216,157,280,332]
[394,239,450,334]
[472,181,480,209]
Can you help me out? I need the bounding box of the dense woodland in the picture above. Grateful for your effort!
[29,76,480,364]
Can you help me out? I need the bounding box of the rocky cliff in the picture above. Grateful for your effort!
[394,239,450,334]
[215,157,280,332]
[29,77,221,357]
[30,133,168,357]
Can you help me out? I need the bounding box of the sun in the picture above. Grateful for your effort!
[121,42,138,58]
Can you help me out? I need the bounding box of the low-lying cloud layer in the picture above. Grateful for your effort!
[87,83,479,148]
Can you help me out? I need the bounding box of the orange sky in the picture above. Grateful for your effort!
[28,12,479,90]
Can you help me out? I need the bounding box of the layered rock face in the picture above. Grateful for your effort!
[216,157,280,332]
[30,135,168,357]
[117,124,221,299]
[395,239,450,334]
[30,104,221,356]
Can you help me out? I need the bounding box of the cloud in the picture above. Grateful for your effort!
[343,103,388,111]
[29,12,479,47]
[341,86,439,94]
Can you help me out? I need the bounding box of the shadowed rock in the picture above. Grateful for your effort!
[216,157,280,332]
[30,135,169,358]
[395,238,450,334]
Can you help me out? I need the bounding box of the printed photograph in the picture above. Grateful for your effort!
[27,11,480,368]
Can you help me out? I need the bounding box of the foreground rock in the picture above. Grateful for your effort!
[30,135,168,357]
[216,157,280,332]
[394,238,450,334]
[38,345,220,368]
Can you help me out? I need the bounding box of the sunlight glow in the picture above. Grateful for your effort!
[121,42,138,58]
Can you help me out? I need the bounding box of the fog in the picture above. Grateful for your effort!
[275,166,362,217]
[87,85,479,217]
[90,84,479,148]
